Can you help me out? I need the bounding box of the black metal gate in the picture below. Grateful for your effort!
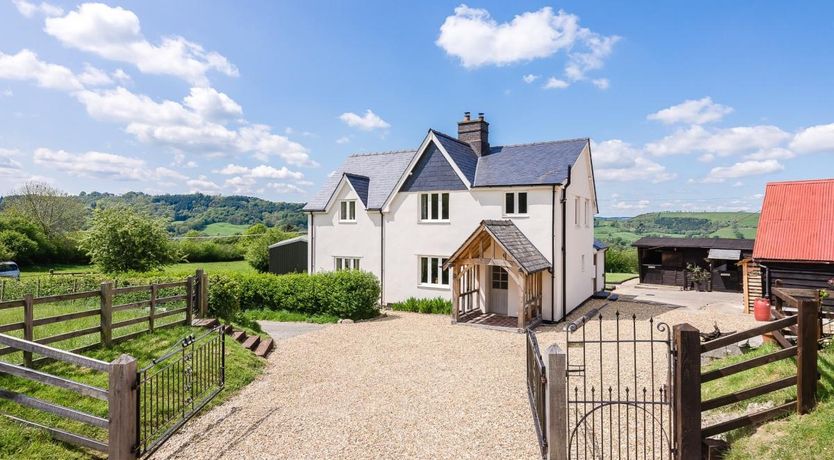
[526,328,548,457]
[565,310,674,459]
[136,326,225,457]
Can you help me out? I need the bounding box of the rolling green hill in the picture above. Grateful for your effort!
[596,211,759,247]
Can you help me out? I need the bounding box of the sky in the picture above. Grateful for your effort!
[1,1,833,216]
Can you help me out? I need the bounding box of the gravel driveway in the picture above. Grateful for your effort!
[152,312,542,459]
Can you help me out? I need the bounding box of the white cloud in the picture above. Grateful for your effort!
[592,78,609,90]
[216,164,250,175]
[112,68,131,84]
[0,49,82,91]
[543,77,569,89]
[183,87,242,120]
[266,182,304,194]
[790,123,834,153]
[565,29,619,81]
[522,74,540,84]
[215,163,303,180]
[1,89,12,97]
[187,175,221,193]
[645,125,790,157]
[743,148,795,160]
[44,3,238,85]
[592,139,676,183]
[647,97,733,125]
[224,175,256,194]
[336,136,350,144]
[0,148,23,174]
[32,147,172,181]
[703,159,784,183]
[612,200,650,210]
[12,0,62,18]
[339,109,390,131]
[78,63,113,86]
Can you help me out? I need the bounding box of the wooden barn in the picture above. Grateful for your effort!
[268,236,308,274]
[753,179,834,312]
[633,237,754,292]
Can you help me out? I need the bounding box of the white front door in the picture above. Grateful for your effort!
[489,265,509,315]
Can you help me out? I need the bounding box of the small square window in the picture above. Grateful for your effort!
[419,256,450,287]
[339,200,356,222]
[505,192,528,215]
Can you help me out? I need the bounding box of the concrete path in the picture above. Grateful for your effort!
[257,320,328,341]
[612,278,744,313]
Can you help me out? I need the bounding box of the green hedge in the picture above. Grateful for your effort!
[210,270,380,320]
[389,297,452,315]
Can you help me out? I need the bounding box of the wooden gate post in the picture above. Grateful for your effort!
[109,354,138,460]
[22,293,34,367]
[100,282,114,347]
[199,271,208,319]
[673,323,701,460]
[796,298,819,414]
[546,343,567,460]
[149,284,158,333]
[185,276,194,325]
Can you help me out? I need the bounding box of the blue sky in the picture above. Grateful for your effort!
[1,1,833,216]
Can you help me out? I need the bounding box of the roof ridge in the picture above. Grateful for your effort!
[429,129,472,147]
[767,178,834,186]
[349,149,415,158]
[494,137,589,149]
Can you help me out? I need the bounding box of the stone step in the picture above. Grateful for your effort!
[242,335,261,351]
[231,330,247,343]
[254,338,274,358]
[192,318,219,329]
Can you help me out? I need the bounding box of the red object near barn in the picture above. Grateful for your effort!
[753,298,771,321]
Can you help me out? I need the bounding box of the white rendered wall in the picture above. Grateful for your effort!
[563,147,597,315]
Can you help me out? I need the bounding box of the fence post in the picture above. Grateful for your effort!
[22,294,34,367]
[546,343,567,460]
[674,323,701,460]
[108,354,138,460]
[796,298,819,414]
[149,284,157,333]
[200,271,208,319]
[185,276,194,325]
[100,282,114,347]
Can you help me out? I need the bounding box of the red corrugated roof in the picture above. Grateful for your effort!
[753,179,834,262]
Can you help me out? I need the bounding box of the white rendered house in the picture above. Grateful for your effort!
[303,113,603,325]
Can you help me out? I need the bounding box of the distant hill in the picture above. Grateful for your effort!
[75,192,306,235]
[595,211,759,247]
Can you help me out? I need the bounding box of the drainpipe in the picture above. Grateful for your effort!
[379,210,385,306]
[560,165,572,321]
[308,212,315,272]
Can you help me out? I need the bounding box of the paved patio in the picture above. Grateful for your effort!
[611,278,745,314]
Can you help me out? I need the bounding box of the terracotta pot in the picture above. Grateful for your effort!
[753,297,771,321]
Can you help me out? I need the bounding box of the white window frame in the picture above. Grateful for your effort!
[418,256,450,288]
[419,192,450,222]
[504,192,528,217]
[334,256,360,271]
[339,200,356,222]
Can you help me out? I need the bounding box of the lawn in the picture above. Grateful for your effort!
[700,342,834,459]
[605,272,638,284]
[201,222,250,236]
[19,260,255,279]
[0,325,264,459]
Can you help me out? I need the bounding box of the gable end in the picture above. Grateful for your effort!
[400,142,467,192]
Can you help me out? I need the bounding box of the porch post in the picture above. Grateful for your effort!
[518,271,527,330]
[451,264,460,323]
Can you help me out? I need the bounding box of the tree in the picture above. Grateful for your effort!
[245,227,294,272]
[0,214,54,264]
[2,182,86,237]
[81,207,180,272]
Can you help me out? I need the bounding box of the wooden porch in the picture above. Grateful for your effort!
[445,220,550,330]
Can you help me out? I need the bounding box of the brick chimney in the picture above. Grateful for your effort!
[457,112,490,156]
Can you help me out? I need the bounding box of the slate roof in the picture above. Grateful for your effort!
[303,130,589,212]
[268,235,308,249]
[632,237,755,251]
[303,150,415,211]
[483,220,552,273]
[593,239,609,251]
[344,173,370,208]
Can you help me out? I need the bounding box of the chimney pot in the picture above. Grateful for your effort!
[478,112,484,121]
[464,112,471,121]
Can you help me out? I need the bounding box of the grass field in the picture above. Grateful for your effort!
[201,222,250,236]
[0,325,264,459]
[605,272,638,284]
[701,342,834,459]
[20,260,255,278]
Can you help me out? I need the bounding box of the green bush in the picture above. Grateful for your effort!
[228,270,380,320]
[390,297,452,315]
[177,238,243,262]
[208,275,241,322]
[605,246,638,273]
[242,227,296,272]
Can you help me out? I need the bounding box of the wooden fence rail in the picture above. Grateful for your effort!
[673,287,821,458]
[0,271,207,367]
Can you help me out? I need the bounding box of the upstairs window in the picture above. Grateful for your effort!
[335,257,360,271]
[504,192,528,215]
[340,200,356,222]
[420,192,449,221]
[420,256,450,287]
[585,199,591,227]
[574,197,581,226]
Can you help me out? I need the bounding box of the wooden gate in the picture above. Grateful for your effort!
[565,309,675,459]
[526,328,548,457]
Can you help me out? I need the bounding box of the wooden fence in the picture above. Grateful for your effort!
[673,286,821,458]
[0,269,211,459]
[0,270,209,366]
